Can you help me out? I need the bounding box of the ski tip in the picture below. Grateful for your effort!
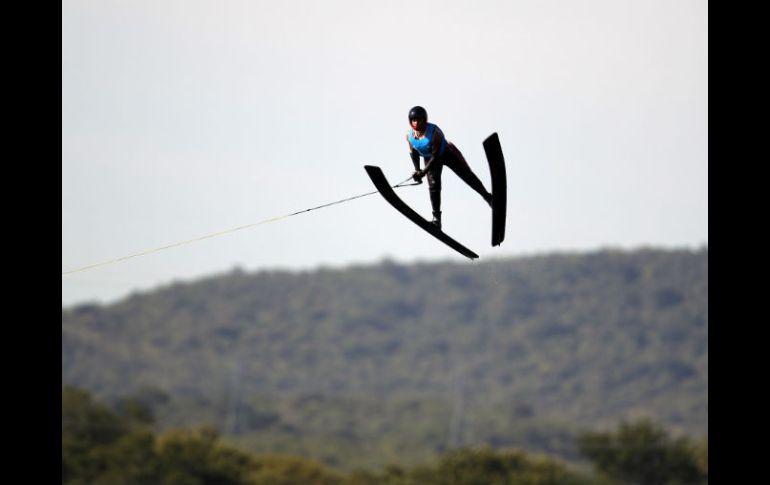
[483,132,499,144]
[364,165,383,178]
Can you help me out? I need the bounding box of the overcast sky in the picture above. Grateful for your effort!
[62,0,708,307]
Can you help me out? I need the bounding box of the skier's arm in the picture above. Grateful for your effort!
[406,133,421,171]
[421,127,446,173]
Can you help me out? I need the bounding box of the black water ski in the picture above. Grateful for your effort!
[364,165,479,260]
[483,133,507,246]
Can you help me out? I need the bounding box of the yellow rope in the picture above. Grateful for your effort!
[62,177,416,276]
[61,214,291,276]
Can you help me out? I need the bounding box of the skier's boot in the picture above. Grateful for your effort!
[431,211,442,230]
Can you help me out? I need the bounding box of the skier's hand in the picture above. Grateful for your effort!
[412,170,425,183]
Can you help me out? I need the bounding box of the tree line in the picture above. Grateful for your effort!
[63,386,707,484]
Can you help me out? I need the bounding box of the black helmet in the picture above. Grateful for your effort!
[408,106,428,123]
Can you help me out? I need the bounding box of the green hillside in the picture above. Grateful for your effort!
[62,247,707,470]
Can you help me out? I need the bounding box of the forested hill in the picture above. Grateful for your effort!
[62,247,707,469]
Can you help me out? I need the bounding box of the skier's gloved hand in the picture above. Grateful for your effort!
[412,170,425,183]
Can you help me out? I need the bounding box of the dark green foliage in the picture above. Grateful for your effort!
[62,387,343,485]
[63,387,597,484]
[431,447,590,485]
[62,247,707,470]
[64,387,709,484]
[576,419,708,484]
[62,386,160,484]
[346,447,596,485]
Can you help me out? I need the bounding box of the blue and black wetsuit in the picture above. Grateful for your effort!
[407,123,492,217]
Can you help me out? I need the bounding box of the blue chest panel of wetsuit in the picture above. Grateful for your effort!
[408,123,447,158]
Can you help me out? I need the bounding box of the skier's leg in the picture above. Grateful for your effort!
[426,163,443,229]
[444,144,492,207]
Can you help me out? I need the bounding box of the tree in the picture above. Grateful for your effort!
[62,386,131,483]
[576,419,707,484]
[155,426,253,485]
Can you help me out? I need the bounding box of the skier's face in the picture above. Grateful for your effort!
[411,119,426,132]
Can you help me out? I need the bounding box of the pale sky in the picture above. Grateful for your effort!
[62,0,708,307]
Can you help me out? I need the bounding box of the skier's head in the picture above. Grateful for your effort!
[408,106,428,131]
